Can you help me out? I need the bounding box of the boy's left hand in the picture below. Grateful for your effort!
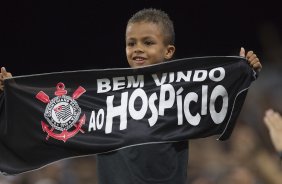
[239,47,262,72]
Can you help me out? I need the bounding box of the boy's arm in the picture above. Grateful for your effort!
[0,67,12,92]
[0,67,12,134]
[239,47,262,71]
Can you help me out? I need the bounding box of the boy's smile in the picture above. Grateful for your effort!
[125,22,175,68]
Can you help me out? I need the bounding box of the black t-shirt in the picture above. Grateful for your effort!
[96,141,188,184]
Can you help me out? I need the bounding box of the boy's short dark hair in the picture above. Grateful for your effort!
[127,8,175,45]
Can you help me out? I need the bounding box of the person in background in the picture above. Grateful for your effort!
[264,109,282,155]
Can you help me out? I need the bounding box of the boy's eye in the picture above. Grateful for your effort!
[127,41,135,47]
[144,40,154,46]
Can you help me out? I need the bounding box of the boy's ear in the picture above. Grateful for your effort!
[165,45,176,59]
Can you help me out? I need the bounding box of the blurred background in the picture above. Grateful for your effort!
[1,0,282,183]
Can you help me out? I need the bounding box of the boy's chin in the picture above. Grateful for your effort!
[129,61,147,68]
[130,60,164,68]
[131,64,146,68]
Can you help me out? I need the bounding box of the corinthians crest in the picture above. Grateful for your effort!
[36,82,86,142]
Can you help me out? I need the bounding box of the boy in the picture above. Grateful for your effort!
[0,8,262,184]
[95,8,262,184]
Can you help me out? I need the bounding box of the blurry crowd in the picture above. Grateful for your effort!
[1,22,282,184]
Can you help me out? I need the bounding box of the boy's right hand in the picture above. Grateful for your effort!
[0,67,12,92]
[239,47,262,72]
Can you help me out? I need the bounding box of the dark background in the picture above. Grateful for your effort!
[1,0,281,75]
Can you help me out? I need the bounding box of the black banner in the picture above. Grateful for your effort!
[0,56,256,175]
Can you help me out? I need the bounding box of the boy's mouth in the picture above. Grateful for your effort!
[132,56,147,64]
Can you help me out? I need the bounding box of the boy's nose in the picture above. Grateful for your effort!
[134,44,144,53]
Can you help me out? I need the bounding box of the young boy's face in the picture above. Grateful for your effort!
[125,22,175,68]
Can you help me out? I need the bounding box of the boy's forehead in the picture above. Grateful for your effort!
[126,22,164,38]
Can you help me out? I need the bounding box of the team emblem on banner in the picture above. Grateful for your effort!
[36,82,86,142]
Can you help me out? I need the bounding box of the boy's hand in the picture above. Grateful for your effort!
[239,47,262,72]
[0,67,12,92]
